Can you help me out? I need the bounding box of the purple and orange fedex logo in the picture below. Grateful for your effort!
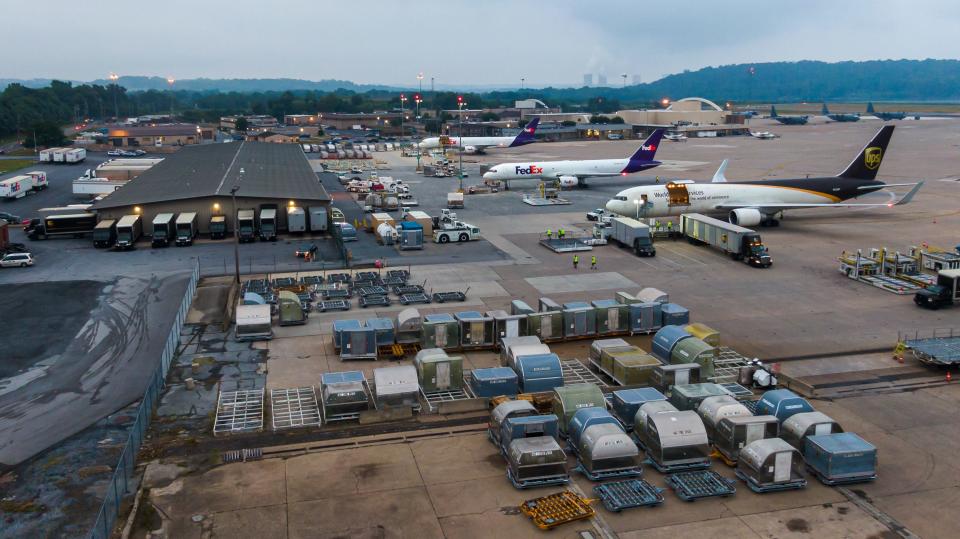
[514,165,543,175]
[641,144,656,151]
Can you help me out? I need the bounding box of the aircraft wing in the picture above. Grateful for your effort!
[715,181,924,211]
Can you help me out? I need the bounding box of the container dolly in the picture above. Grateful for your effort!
[665,470,736,501]
[520,491,594,530]
[593,479,665,512]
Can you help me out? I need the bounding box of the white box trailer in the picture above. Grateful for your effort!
[73,178,127,196]
[0,176,32,199]
[680,213,772,268]
[53,148,72,163]
[65,148,87,163]
[39,148,62,162]
[25,171,48,190]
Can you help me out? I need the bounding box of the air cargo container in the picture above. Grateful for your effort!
[781,412,843,450]
[669,383,729,411]
[612,353,661,386]
[714,415,779,463]
[611,388,666,429]
[237,209,256,242]
[398,221,423,250]
[511,300,535,315]
[151,213,176,247]
[635,287,668,304]
[500,414,561,455]
[364,317,395,347]
[592,299,629,335]
[590,338,631,365]
[651,325,692,362]
[633,400,679,451]
[259,208,277,241]
[340,324,377,360]
[562,302,597,338]
[527,311,564,342]
[421,313,460,350]
[415,348,464,393]
[396,308,422,344]
[471,367,519,398]
[737,438,806,492]
[616,291,639,304]
[488,310,527,345]
[660,303,690,326]
[755,389,814,423]
[671,337,716,378]
[175,212,198,246]
[577,423,641,479]
[515,353,563,393]
[488,400,537,447]
[320,371,370,417]
[628,301,662,334]
[92,219,117,248]
[803,433,877,485]
[278,290,307,326]
[456,311,495,348]
[697,395,752,440]
[684,323,720,347]
[681,213,772,268]
[308,206,328,232]
[568,407,619,448]
[332,319,362,351]
[287,206,306,233]
[644,410,711,472]
[609,217,655,256]
[651,363,701,393]
[501,336,550,370]
[552,383,605,436]
[506,436,569,489]
[235,304,272,341]
[539,297,561,312]
[115,214,142,250]
[373,365,420,408]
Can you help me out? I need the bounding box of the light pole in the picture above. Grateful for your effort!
[109,72,119,122]
[166,76,175,117]
[231,168,244,284]
[414,93,423,171]
[399,93,407,138]
[457,95,466,191]
[634,199,640,220]
[621,73,627,88]
[521,77,525,91]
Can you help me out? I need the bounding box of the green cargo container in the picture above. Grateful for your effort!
[527,311,564,341]
[592,299,630,335]
[613,354,661,386]
[421,313,461,350]
[278,290,306,326]
[415,348,464,392]
[671,337,716,378]
[552,383,606,435]
[601,347,649,377]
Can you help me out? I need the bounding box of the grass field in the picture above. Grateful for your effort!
[0,159,35,174]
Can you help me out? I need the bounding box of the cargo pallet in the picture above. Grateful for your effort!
[316,299,351,312]
[520,490,592,529]
[320,378,377,423]
[419,386,474,413]
[378,342,421,360]
[734,469,807,493]
[719,382,754,399]
[587,358,630,387]
[359,295,391,308]
[432,291,467,303]
[539,238,593,253]
[393,284,424,295]
[214,389,265,436]
[523,196,572,207]
[806,466,877,486]
[593,479,665,512]
[644,456,711,474]
[269,387,322,431]
[399,292,431,305]
[709,347,756,384]
[665,470,737,501]
[573,462,643,482]
[903,329,960,365]
[321,289,351,300]
[560,359,610,389]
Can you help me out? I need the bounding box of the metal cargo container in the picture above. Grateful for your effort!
[628,302,662,334]
[340,325,377,360]
[526,311,564,341]
[697,395,752,440]
[552,383,606,436]
[506,436,569,489]
[755,389,814,423]
[539,297,561,312]
[660,303,690,326]
[516,353,563,394]
[568,407,619,448]
[651,326,692,362]
[364,317,395,347]
[669,383,729,411]
[616,291,639,304]
[287,206,307,233]
[781,412,843,450]
[373,365,420,407]
[332,319,362,350]
[685,323,720,347]
[671,337,716,378]
[235,304,272,342]
[577,423,641,479]
[278,290,307,326]
[611,388,666,429]
[599,346,647,375]
[592,299,629,335]
[488,400,537,446]
[635,287,668,304]
[471,367,519,398]
[803,433,877,485]
[652,363,701,393]
[487,310,527,345]
[308,206,328,232]
[613,353,661,386]
[456,311,495,348]
[396,308,422,343]
[415,348,464,393]
[644,410,711,472]
[398,222,423,250]
[562,302,597,338]
[737,438,807,492]
[714,415,779,464]
[511,300,535,315]
[590,338,631,363]
[421,313,460,350]
[500,336,548,369]
[632,400,679,450]
[500,414,561,453]
[320,371,370,417]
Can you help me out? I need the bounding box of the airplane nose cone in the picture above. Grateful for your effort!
[482,171,493,180]
[605,199,618,213]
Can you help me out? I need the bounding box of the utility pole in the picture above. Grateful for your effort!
[231,168,244,284]
[109,72,120,122]
[167,76,176,117]
[457,95,465,192]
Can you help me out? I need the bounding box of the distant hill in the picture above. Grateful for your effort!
[85,76,402,93]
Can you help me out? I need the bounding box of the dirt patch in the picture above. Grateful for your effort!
[836,505,850,515]
[785,518,811,533]
[351,463,382,480]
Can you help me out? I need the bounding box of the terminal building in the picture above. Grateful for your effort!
[106,124,211,147]
[90,142,330,235]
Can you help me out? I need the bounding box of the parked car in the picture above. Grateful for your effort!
[295,243,318,258]
[586,208,608,221]
[107,149,123,156]
[0,212,22,224]
[1,252,34,268]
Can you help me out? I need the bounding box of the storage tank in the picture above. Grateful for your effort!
[506,436,569,489]
[488,400,538,446]
[515,353,563,393]
[651,325,692,362]
[552,383,606,437]
[539,297,561,312]
[499,414,561,452]
[803,433,877,485]
[685,323,720,347]
[611,388,666,429]
[415,348,464,393]
[651,363,701,393]
[671,337,717,378]
[568,407,619,448]
[737,438,807,492]
[612,352,661,386]
[781,412,843,450]
[644,410,711,472]
[697,395,752,440]
[455,311,495,348]
[373,365,419,407]
[593,299,630,335]
[714,414,779,463]
[332,319,362,351]
[562,302,597,338]
[320,371,370,417]
[669,383,729,411]
[396,308,422,344]
[501,336,549,370]
[511,299,535,315]
[471,367,519,398]
[590,338,631,364]
[635,287,668,304]
[660,303,690,326]
[628,302,662,334]
[487,310,527,345]
[364,317,395,347]
[632,400,679,450]
[421,313,460,350]
[577,423,641,480]
[755,389,814,423]
[526,311,564,342]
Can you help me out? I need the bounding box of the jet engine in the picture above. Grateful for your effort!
[558,175,579,188]
[462,145,478,154]
[729,208,763,226]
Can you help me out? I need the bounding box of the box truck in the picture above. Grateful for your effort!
[92,219,117,248]
[115,214,143,250]
[237,210,256,242]
[681,213,772,268]
[258,208,277,241]
[151,213,176,247]
[610,217,656,257]
[175,212,199,246]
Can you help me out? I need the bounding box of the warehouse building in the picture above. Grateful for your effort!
[91,142,330,235]
[106,124,210,147]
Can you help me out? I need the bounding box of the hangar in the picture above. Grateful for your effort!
[91,142,330,235]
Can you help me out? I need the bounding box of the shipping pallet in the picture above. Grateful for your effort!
[399,292,431,305]
[270,387,322,431]
[593,479,665,512]
[587,358,627,387]
[644,457,711,474]
[214,389,265,436]
[735,469,807,493]
[381,276,407,287]
[665,470,737,501]
[560,360,609,389]
[359,295,391,308]
[710,348,755,384]
[432,291,467,303]
[420,386,473,413]
[519,490,593,530]
[806,466,877,486]
[357,285,389,296]
[574,462,643,482]
[317,299,351,312]
[321,289,351,300]
[719,382,754,399]
[300,275,324,285]
[393,284,424,295]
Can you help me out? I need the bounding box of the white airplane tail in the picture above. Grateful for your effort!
[711,160,729,183]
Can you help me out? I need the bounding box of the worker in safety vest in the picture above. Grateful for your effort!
[591,255,597,270]
[667,221,673,237]
[573,255,579,269]
[558,228,565,239]
[546,229,552,239]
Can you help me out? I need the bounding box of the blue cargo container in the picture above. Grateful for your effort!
[470,367,519,398]
[660,303,690,326]
[651,325,692,362]
[332,319,363,350]
[804,433,877,485]
[363,318,396,347]
[568,407,620,448]
[756,389,815,423]
[562,302,598,338]
[592,299,629,335]
[628,301,662,334]
[611,387,667,429]
[321,370,365,385]
[500,414,561,453]
[515,353,564,393]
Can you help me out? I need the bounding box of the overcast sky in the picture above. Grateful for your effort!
[5,0,959,87]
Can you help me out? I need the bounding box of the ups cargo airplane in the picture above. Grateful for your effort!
[605,125,923,226]
[418,117,540,153]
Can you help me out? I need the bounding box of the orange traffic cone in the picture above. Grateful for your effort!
[947,371,953,383]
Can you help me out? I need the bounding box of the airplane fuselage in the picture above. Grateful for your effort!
[483,158,662,182]
[419,135,518,150]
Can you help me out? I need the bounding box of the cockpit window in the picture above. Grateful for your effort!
[615,195,628,201]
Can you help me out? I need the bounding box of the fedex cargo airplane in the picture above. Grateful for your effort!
[418,117,540,154]
[482,129,664,188]
[605,125,923,226]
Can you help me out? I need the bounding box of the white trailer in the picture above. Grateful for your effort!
[39,148,62,162]
[65,148,87,163]
[53,148,72,163]
[73,178,127,196]
[25,171,48,190]
[0,176,32,199]
[681,213,772,268]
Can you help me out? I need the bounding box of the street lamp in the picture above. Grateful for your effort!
[621,73,627,88]
[457,95,466,191]
[634,199,640,219]
[166,76,175,116]
[400,93,407,138]
[109,72,120,122]
[521,77,525,91]
[414,92,423,170]
[231,168,244,284]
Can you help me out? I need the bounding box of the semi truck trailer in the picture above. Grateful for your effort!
[681,213,772,268]
[609,217,656,257]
